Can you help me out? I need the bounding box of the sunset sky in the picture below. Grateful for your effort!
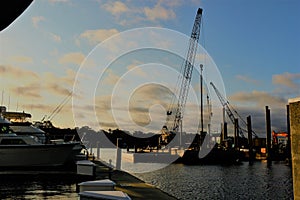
[1,0,299,137]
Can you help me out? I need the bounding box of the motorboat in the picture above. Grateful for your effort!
[0,114,82,168]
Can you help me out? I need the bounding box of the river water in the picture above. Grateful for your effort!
[134,161,293,199]
[0,148,294,199]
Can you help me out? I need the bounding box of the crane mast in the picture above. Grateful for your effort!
[166,8,203,133]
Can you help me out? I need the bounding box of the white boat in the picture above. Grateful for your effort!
[0,115,81,168]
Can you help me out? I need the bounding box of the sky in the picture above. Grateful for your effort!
[0,0,299,137]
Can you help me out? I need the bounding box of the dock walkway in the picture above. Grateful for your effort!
[92,160,177,200]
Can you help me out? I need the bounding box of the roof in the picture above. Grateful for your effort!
[2,112,31,120]
[9,125,45,133]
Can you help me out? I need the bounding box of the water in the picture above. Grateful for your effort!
[0,174,79,199]
[134,161,294,199]
[0,148,294,199]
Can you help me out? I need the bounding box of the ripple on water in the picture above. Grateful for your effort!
[134,161,293,200]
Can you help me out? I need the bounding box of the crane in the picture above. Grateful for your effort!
[210,82,257,138]
[163,8,203,136]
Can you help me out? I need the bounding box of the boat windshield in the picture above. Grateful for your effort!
[0,124,12,134]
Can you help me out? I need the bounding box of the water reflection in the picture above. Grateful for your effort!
[0,174,79,199]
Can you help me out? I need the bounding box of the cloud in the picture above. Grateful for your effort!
[10,56,33,63]
[102,69,121,85]
[0,64,38,79]
[236,75,260,85]
[158,0,183,8]
[48,0,69,4]
[126,61,147,77]
[80,29,119,45]
[59,52,85,65]
[43,70,77,96]
[32,16,45,28]
[272,72,300,89]
[229,90,286,108]
[144,4,176,21]
[49,32,61,42]
[12,84,42,99]
[226,90,289,135]
[221,105,287,137]
[102,1,129,16]
[45,83,72,96]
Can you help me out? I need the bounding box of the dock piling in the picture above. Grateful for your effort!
[265,106,272,167]
[97,142,100,159]
[286,104,291,165]
[116,138,122,170]
[234,118,239,149]
[247,116,253,165]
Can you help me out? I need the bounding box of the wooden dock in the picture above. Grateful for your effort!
[88,160,177,200]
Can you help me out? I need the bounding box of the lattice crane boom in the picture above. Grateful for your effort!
[210,82,257,137]
[166,8,203,133]
[210,82,236,127]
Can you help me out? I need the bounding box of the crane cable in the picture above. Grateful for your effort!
[47,91,72,121]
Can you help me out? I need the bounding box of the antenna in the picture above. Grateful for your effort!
[8,94,10,111]
[1,90,4,105]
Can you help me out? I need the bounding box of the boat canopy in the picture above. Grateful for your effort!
[2,111,31,121]
[0,116,11,124]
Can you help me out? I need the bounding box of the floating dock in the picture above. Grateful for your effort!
[122,148,184,163]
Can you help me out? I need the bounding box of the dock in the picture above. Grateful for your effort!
[84,159,177,200]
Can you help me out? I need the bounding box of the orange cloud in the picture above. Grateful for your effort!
[272,72,300,89]
[10,56,33,63]
[0,64,38,79]
[11,83,42,99]
[102,1,129,16]
[32,16,45,28]
[144,4,176,21]
[229,90,286,108]
[59,52,85,65]
[236,75,260,85]
[80,29,119,45]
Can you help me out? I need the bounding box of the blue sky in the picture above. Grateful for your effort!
[1,0,299,137]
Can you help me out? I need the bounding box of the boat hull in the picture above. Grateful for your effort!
[176,147,241,165]
[0,143,78,168]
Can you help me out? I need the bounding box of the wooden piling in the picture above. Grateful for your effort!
[265,106,272,167]
[224,122,227,140]
[247,116,253,165]
[286,104,291,165]
[116,138,122,170]
[234,118,239,149]
[96,142,100,159]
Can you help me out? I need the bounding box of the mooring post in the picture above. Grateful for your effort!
[89,146,93,156]
[266,106,272,167]
[96,141,100,159]
[224,122,227,141]
[116,138,122,170]
[247,116,253,165]
[234,118,239,149]
[286,104,291,166]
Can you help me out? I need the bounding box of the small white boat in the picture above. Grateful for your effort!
[0,115,81,168]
